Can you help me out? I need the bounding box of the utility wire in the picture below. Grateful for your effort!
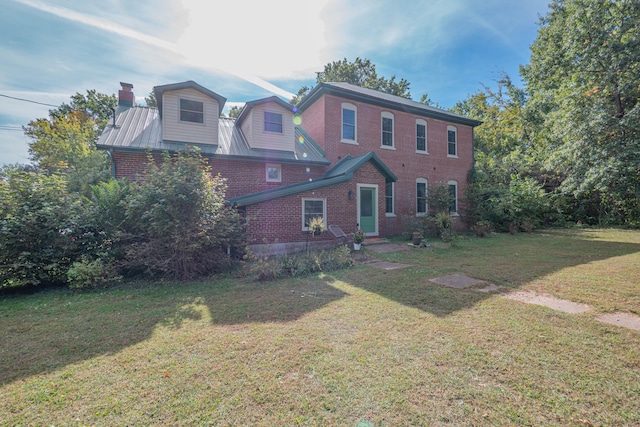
[0,93,59,108]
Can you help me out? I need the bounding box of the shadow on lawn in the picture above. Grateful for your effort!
[0,279,347,386]
[344,229,640,317]
[1,230,637,386]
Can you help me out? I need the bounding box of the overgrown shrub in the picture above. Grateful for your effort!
[0,167,85,288]
[465,175,550,232]
[248,245,353,281]
[67,255,121,290]
[118,149,246,279]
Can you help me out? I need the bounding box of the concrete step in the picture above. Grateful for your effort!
[362,237,390,246]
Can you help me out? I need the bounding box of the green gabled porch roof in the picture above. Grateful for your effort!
[229,152,396,207]
[324,152,397,182]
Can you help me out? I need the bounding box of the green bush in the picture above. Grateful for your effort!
[248,245,353,281]
[118,149,246,279]
[0,167,84,288]
[67,256,121,290]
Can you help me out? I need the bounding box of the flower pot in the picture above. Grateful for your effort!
[353,243,361,251]
[412,237,421,246]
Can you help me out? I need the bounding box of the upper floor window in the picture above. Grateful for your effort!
[381,112,394,148]
[385,181,394,216]
[416,178,428,216]
[342,103,357,142]
[180,99,204,123]
[416,119,427,153]
[266,163,281,183]
[264,111,283,133]
[447,125,457,157]
[448,180,458,214]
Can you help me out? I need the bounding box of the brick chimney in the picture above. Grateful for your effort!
[118,82,135,107]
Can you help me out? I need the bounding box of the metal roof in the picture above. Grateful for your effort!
[97,107,329,165]
[297,82,482,127]
[324,152,397,182]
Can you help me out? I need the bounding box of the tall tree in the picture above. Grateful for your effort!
[23,90,117,195]
[522,0,640,223]
[292,57,411,105]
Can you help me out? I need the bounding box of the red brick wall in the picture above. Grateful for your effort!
[111,152,325,199]
[301,94,474,234]
[243,160,387,245]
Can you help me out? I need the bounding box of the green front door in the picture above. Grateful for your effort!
[359,186,376,233]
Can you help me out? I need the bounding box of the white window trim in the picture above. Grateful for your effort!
[416,119,428,154]
[357,183,379,236]
[264,111,283,133]
[448,180,460,216]
[341,103,358,144]
[447,125,458,158]
[266,163,281,183]
[179,97,205,125]
[385,181,395,217]
[381,111,395,149]
[416,178,428,217]
[301,198,327,231]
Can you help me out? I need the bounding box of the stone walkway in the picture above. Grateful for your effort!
[357,243,640,333]
[429,274,640,333]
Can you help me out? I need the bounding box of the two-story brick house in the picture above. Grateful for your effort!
[97,80,480,254]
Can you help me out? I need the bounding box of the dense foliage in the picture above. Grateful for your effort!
[456,0,639,228]
[0,149,247,289]
[118,150,246,280]
[0,167,87,287]
[24,90,117,196]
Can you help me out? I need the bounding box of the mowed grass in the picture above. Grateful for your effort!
[1,229,639,426]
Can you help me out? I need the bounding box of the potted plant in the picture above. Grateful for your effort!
[353,229,366,250]
[309,217,325,236]
[412,231,422,246]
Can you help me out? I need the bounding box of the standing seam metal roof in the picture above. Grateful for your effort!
[97,107,328,165]
[297,82,482,127]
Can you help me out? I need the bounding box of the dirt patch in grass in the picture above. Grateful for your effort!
[503,290,592,314]
[597,312,640,331]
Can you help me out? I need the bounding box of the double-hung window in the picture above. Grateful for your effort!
[264,111,283,133]
[342,103,356,142]
[381,112,394,148]
[302,198,326,231]
[385,181,394,216]
[447,125,457,157]
[448,180,458,214]
[416,178,428,216]
[180,99,204,123]
[416,119,427,153]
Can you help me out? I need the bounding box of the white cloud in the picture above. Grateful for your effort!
[176,0,331,83]
[12,0,324,99]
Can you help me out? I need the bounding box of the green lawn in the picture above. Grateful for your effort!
[1,228,639,426]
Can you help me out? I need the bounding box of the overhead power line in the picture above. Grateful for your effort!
[0,93,59,108]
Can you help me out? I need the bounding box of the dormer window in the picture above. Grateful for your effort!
[180,99,204,123]
[264,111,283,133]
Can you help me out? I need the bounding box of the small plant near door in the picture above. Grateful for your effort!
[353,229,366,250]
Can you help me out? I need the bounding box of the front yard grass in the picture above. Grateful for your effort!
[1,228,639,426]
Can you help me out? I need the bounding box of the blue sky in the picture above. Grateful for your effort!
[0,0,550,166]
